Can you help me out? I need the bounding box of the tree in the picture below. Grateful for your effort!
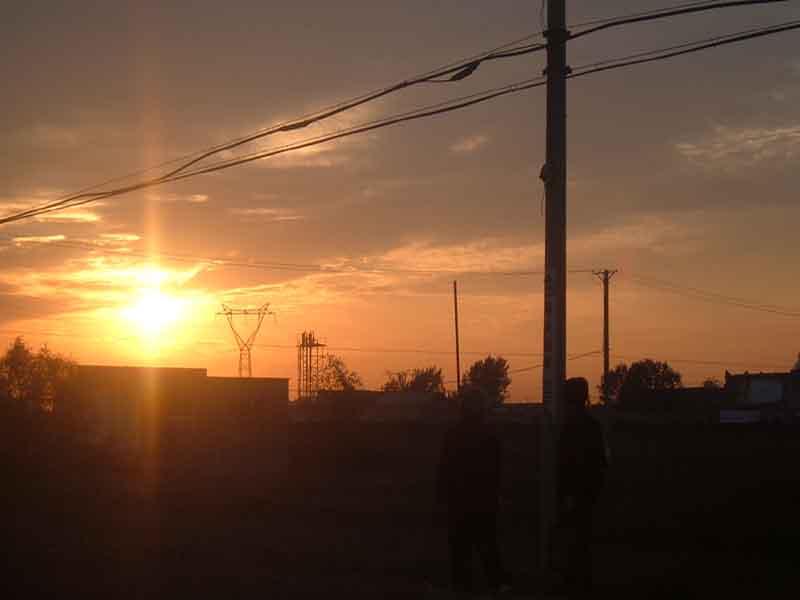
[463,355,511,406]
[316,354,362,391]
[618,359,682,405]
[0,337,76,414]
[702,378,722,390]
[599,363,628,404]
[382,366,444,394]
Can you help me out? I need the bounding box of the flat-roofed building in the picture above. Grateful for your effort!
[62,365,288,478]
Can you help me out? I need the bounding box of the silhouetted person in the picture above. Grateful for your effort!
[436,386,509,595]
[557,377,608,593]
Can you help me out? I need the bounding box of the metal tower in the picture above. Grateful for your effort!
[218,302,274,377]
[296,331,326,402]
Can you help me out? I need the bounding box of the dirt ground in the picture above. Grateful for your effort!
[3,417,799,598]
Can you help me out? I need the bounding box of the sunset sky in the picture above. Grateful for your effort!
[2,1,799,401]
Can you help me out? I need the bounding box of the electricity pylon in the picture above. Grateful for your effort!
[218,302,274,377]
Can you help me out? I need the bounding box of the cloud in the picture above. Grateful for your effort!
[261,141,353,169]
[225,103,377,170]
[676,123,800,169]
[373,238,542,274]
[145,192,210,204]
[11,235,66,244]
[0,191,104,224]
[100,233,140,243]
[450,134,489,154]
[35,208,102,223]
[572,215,705,259]
[229,207,305,222]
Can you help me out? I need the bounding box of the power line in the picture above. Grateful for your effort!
[630,273,799,312]
[570,1,734,28]
[11,2,770,221]
[569,0,789,41]
[0,327,541,359]
[568,18,800,82]
[2,236,598,277]
[4,326,786,374]
[612,353,789,371]
[0,35,547,224]
[508,350,603,374]
[3,18,798,225]
[0,75,549,225]
[626,274,800,318]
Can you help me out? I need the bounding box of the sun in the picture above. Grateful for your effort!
[123,289,185,337]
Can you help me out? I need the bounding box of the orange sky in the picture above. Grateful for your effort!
[2,1,799,401]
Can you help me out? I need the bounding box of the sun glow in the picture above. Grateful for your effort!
[123,288,186,337]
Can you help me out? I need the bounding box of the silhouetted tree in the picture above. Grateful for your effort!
[598,363,628,404]
[316,354,362,391]
[463,355,511,406]
[0,337,76,414]
[702,378,722,390]
[618,359,682,405]
[382,366,444,393]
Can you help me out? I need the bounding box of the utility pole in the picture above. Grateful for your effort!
[594,269,617,403]
[454,280,462,393]
[540,0,569,572]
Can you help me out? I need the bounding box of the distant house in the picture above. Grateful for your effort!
[722,369,800,424]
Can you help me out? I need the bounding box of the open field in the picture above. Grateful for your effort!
[3,417,800,598]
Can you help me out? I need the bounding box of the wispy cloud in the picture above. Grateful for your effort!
[12,235,66,244]
[229,207,305,222]
[374,238,541,274]
[0,191,104,223]
[450,134,489,154]
[676,123,800,169]
[145,192,210,204]
[100,233,140,243]
[35,208,102,223]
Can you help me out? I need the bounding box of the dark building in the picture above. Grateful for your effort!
[722,368,800,424]
[61,365,289,475]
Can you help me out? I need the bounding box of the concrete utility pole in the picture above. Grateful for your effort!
[594,269,618,403]
[540,0,569,571]
[454,280,462,393]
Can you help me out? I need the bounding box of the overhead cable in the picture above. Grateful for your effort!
[569,0,788,42]
[3,19,799,225]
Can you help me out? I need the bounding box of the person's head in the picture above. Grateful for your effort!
[564,377,589,417]
[459,385,489,423]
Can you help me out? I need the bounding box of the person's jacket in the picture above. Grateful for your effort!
[436,419,502,517]
[557,412,607,504]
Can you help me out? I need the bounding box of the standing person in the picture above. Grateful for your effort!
[557,377,608,594]
[436,386,510,595]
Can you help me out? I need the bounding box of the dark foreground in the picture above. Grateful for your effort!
[3,416,800,598]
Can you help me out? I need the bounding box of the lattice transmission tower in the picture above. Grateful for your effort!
[297,331,326,402]
[218,302,274,377]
